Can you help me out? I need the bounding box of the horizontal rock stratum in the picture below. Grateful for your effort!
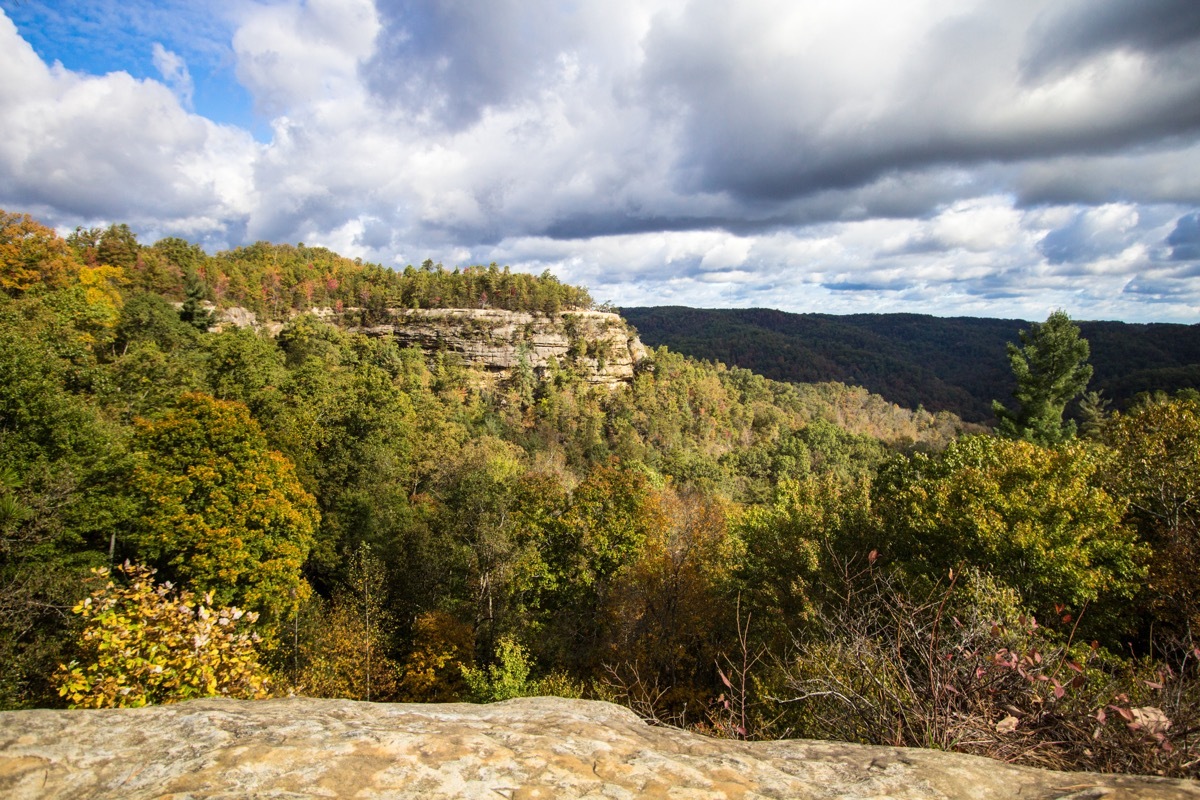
[215,306,650,389]
[348,308,649,388]
[1,697,1196,799]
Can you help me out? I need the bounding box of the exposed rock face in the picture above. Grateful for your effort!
[213,307,648,388]
[350,308,648,388]
[1,697,1195,799]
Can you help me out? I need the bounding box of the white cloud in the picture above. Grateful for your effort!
[0,11,257,238]
[232,0,379,113]
[151,42,193,109]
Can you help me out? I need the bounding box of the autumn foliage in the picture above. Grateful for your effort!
[1,211,1197,778]
[56,563,271,708]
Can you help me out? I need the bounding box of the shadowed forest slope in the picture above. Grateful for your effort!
[620,307,1200,422]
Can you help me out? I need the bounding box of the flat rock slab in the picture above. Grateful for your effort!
[1,697,1196,799]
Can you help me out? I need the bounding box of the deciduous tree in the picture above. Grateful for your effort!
[128,392,318,621]
[874,435,1144,624]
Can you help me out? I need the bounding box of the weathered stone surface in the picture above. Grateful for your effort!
[215,305,258,330]
[210,306,647,388]
[1,697,1195,799]
[350,308,648,388]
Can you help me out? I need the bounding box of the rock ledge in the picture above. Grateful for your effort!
[1,697,1196,799]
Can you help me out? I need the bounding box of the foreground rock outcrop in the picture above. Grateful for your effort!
[1,697,1196,799]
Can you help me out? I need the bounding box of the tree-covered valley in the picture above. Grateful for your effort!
[621,306,1200,423]
[1,210,1198,778]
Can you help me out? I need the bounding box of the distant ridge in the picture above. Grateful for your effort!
[619,307,1200,423]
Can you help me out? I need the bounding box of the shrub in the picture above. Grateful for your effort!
[461,636,583,703]
[56,563,270,708]
[764,564,1199,777]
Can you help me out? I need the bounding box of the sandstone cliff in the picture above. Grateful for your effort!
[216,306,648,389]
[2,697,1196,799]
[349,308,648,389]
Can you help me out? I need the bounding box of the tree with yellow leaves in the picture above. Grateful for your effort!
[128,392,319,623]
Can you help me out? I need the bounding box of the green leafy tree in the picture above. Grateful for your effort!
[993,311,1092,445]
[733,473,872,646]
[0,313,131,707]
[56,563,270,708]
[462,635,583,704]
[874,435,1144,625]
[1103,393,1200,645]
[128,392,319,621]
[461,636,535,702]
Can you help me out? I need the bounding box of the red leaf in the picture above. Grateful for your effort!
[718,668,732,690]
[1144,680,1163,690]
[868,549,878,565]
[1067,661,1083,673]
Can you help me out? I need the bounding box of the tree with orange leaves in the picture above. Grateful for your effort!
[0,211,79,295]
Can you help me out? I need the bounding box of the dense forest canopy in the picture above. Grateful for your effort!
[621,306,1200,423]
[1,210,1198,778]
[56,215,594,320]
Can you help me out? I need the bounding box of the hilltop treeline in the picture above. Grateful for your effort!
[621,306,1200,422]
[61,217,592,319]
[2,210,1198,778]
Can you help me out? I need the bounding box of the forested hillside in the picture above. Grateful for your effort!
[621,307,1200,422]
[2,210,1198,778]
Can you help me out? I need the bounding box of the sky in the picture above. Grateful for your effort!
[1,1,1199,322]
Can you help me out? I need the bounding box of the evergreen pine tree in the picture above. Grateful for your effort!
[992,310,1092,445]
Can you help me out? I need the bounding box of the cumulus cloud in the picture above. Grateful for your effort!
[1039,204,1141,265]
[0,10,256,239]
[233,0,379,114]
